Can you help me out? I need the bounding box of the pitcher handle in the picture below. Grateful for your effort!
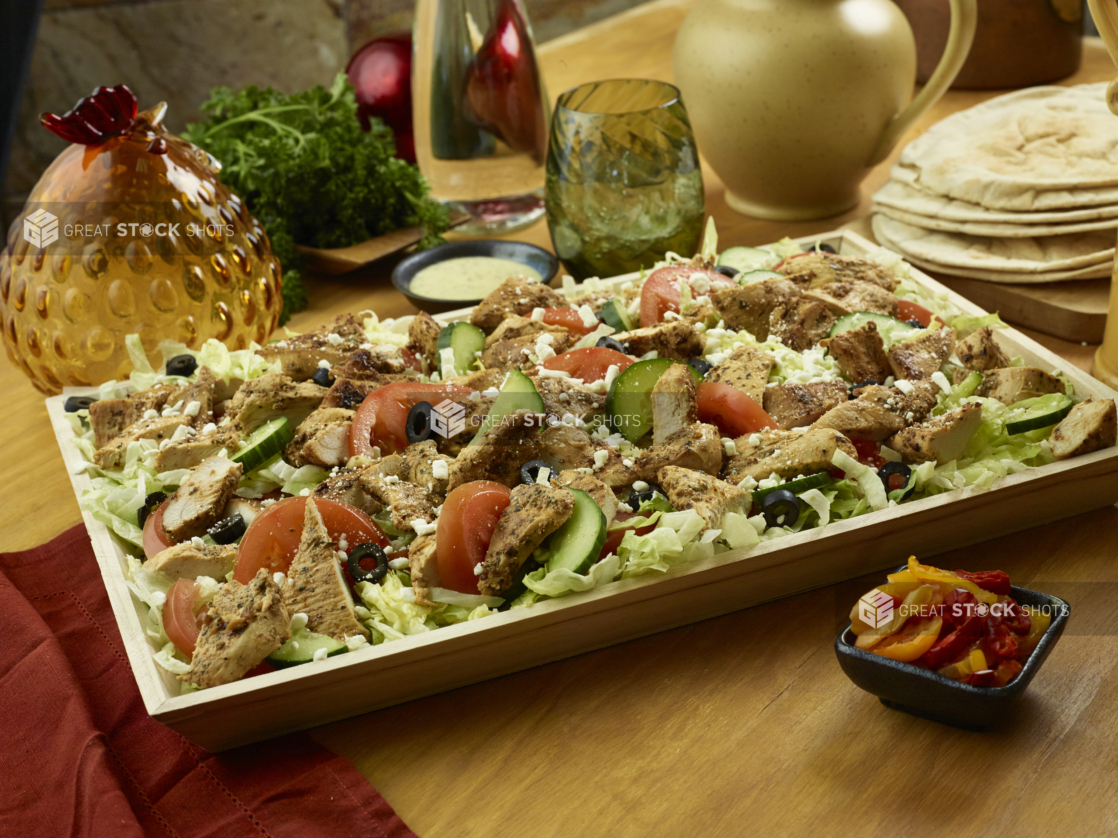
[1087,0,1118,116]
[868,0,978,166]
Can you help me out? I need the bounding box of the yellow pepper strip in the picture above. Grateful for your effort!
[855,584,935,650]
[906,556,998,605]
[871,615,943,663]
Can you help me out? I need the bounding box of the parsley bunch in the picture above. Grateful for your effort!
[184,73,448,323]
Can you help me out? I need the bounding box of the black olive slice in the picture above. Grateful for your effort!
[519,459,552,485]
[347,542,389,586]
[405,401,435,444]
[207,513,247,545]
[815,243,837,254]
[64,395,98,413]
[714,265,739,278]
[311,367,335,388]
[166,354,198,377]
[877,462,914,500]
[137,491,168,530]
[627,485,661,509]
[686,357,712,377]
[761,489,801,529]
[596,336,628,354]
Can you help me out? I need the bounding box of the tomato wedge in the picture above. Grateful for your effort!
[696,381,777,437]
[599,511,655,560]
[541,307,597,336]
[896,299,943,328]
[437,481,512,595]
[852,438,887,470]
[233,496,387,584]
[540,347,634,382]
[639,265,734,327]
[350,381,475,457]
[163,578,203,657]
[143,499,173,559]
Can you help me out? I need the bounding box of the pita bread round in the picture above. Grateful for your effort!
[873,204,1118,238]
[871,214,1115,276]
[873,179,1118,224]
[898,83,1118,210]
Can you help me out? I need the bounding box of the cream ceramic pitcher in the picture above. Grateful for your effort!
[673,0,977,220]
[1082,0,1118,389]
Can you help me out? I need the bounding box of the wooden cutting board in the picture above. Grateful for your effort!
[845,217,1113,342]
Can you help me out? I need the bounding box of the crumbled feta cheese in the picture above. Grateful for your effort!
[290,612,309,632]
[183,401,202,417]
[431,459,449,480]
[326,332,344,346]
[603,364,621,390]
[439,346,457,380]
[473,562,484,576]
[201,422,217,436]
[388,557,409,570]
[622,458,634,468]
[384,474,400,484]
[639,350,659,361]
[412,518,437,536]
[722,438,737,456]
[345,634,368,652]
[632,480,650,492]
[150,591,166,607]
[313,648,329,662]
[468,391,482,402]
[737,475,758,491]
[170,424,194,442]
[535,333,557,362]
[482,387,500,398]
[538,367,572,379]
[578,305,599,330]
[884,376,895,387]
[142,408,159,420]
[931,371,951,393]
[359,342,373,350]
[318,359,331,369]
[530,307,546,321]
[592,450,610,470]
[894,379,914,395]
[575,467,594,475]
[299,488,311,497]
[190,536,205,548]
[748,433,762,446]
[905,412,915,422]
[275,340,289,349]
[690,274,711,295]
[273,572,287,587]
[336,549,348,561]
[617,502,634,513]
[535,466,551,485]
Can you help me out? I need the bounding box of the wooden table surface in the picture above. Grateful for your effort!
[5,1,1118,835]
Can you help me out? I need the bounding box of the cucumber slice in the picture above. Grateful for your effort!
[437,321,486,377]
[752,472,833,504]
[599,298,634,332]
[718,246,775,273]
[606,359,703,444]
[738,269,785,284]
[1006,395,1074,435]
[545,488,607,575]
[266,627,347,668]
[828,311,920,348]
[468,369,545,445]
[231,417,294,473]
[954,370,983,400]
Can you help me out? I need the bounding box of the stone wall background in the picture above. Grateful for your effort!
[5,0,652,210]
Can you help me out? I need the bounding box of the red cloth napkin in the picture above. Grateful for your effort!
[0,526,419,838]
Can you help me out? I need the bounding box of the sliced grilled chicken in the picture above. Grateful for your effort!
[255,314,368,380]
[705,344,774,406]
[723,427,856,485]
[161,456,243,542]
[482,332,575,371]
[331,346,414,381]
[634,422,722,480]
[780,252,899,292]
[557,471,618,525]
[975,367,1065,406]
[284,407,354,468]
[485,314,567,347]
[956,326,1010,372]
[449,410,541,489]
[469,275,565,333]
[710,278,801,338]
[442,368,506,391]
[360,474,439,532]
[281,499,369,641]
[407,311,443,370]
[614,321,703,361]
[151,430,242,472]
[408,533,441,607]
[657,466,749,530]
[402,440,453,499]
[184,569,290,688]
[88,382,185,448]
[768,298,835,351]
[531,377,608,426]
[803,280,899,318]
[651,362,699,446]
[1050,399,1117,460]
[146,543,237,581]
[887,327,955,381]
[313,467,382,517]
[763,380,849,430]
[93,414,192,469]
[813,381,938,441]
[478,484,575,597]
[822,321,892,384]
[177,366,218,429]
[225,373,326,434]
[888,402,983,464]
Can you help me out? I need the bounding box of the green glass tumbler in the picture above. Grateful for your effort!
[545,79,705,281]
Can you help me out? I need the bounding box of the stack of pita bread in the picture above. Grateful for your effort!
[871,83,1118,283]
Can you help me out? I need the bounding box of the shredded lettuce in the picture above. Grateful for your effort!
[355,571,495,644]
[832,449,889,512]
[524,553,622,597]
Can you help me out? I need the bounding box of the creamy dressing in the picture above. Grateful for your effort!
[409,256,542,300]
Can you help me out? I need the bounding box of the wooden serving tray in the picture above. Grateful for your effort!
[47,230,1118,752]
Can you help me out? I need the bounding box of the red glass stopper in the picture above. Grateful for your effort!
[40,85,139,145]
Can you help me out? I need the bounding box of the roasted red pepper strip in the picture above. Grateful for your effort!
[966,669,998,687]
[1000,599,1032,636]
[920,612,984,669]
[981,616,1018,664]
[955,569,1011,596]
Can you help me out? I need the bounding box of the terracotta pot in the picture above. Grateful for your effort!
[896,0,1083,89]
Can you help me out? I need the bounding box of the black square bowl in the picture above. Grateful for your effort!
[834,581,1070,731]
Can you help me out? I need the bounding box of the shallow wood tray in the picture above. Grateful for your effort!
[48,230,1118,752]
